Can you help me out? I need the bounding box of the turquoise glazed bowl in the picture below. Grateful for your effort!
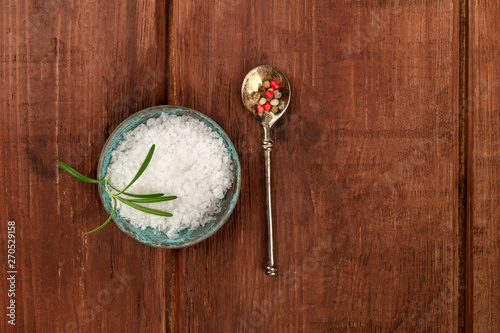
[97,105,241,248]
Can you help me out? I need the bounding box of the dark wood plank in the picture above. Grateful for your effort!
[469,1,500,331]
[171,0,460,331]
[0,0,173,331]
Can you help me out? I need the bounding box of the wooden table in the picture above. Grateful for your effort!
[1,0,499,332]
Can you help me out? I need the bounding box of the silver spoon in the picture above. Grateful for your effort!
[241,65,291,276]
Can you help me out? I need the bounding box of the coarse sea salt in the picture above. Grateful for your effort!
[107,113,234,238]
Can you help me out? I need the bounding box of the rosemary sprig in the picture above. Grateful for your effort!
[57,144,176,235]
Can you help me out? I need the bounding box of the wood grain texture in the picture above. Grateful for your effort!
[170,0,460,332]
[469,1,500,331]
[4,0,500,332]
[0,0,173,332]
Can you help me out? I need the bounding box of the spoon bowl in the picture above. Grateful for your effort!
[241,65,291,128]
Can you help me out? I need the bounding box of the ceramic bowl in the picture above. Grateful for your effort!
[97,105,241,248]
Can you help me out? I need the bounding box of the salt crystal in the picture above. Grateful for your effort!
[107,114,234,238]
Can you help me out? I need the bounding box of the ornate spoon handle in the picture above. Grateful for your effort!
[262,126,277,275]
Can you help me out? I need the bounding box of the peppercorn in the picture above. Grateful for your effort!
[278,100,286,110]
[251,76,287,113]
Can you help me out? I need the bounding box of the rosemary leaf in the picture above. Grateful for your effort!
[126,196,177,203]
[117,196,173,217]
[107,183,164,198]
[115,144,155,196]
[59,144,176,235]
[57,162,104,183]
[84,197,117,235]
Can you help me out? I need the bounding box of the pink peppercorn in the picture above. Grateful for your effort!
[264,102,272,111]
[270,81,280,89]
[256,104,264,112]
[265,90,274,99]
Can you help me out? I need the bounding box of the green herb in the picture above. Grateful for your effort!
[57,144,176,235]
[116,197,174,217]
